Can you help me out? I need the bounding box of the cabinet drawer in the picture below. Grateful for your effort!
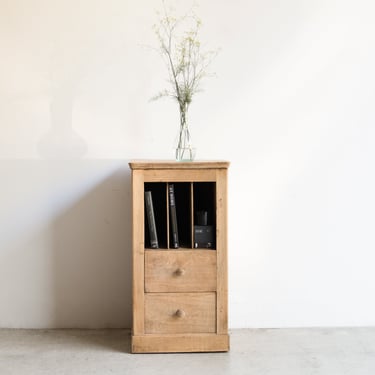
[145,250,216,293]
[145,293,216,334]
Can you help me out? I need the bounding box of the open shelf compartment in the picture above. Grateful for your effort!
[144,182,216,250]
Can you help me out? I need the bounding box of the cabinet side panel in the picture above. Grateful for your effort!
[216,169,228,334]
[132,170,145,334]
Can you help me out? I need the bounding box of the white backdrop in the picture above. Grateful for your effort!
[0,0,374,328]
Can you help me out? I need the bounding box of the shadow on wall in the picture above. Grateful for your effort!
[51,165,132,328]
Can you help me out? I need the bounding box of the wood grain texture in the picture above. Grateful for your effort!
[129,160,229,352]
[131,169,145,335]
[132,334,229,353]
[129,160,230,170]
[145,250,217,292]
[143,169,217,182]
[216,169,229,334]
[145,292,216,334]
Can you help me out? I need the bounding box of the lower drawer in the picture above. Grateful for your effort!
[145,292,216,334]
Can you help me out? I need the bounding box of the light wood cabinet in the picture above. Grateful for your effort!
[129,160,230,353]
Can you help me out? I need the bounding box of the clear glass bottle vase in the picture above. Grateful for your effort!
[175,107,196,161]
[175,123,196,161]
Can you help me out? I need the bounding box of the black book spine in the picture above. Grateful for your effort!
[145,191,159,249]
[168,184,179,248]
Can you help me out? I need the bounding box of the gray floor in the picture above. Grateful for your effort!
[0,328,374,375]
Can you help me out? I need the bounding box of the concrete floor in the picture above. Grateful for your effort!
[0,328,374,375]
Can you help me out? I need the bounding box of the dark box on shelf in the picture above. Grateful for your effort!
[194,225,214,248]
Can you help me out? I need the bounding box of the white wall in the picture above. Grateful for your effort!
[0,0,374,328]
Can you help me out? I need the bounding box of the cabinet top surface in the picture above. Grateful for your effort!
[129,160,230,170]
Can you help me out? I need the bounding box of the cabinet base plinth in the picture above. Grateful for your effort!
[131,334,229,353]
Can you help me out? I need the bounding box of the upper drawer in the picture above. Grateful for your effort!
[145,250,216,293]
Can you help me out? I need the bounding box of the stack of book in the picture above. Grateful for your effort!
[145,184,179,249]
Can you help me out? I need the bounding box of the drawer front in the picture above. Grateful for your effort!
[145,250,216,293]
[145,293,216,334]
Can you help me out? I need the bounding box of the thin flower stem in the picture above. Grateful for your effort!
[152,2,218,159]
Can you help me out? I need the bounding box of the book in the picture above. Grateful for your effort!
[168,184,179,248]
[145,191,159,249]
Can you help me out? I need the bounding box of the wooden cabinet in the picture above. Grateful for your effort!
[129,160,229,353]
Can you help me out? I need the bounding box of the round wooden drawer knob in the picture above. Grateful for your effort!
[174,268,186,276]
[175,309,186,318]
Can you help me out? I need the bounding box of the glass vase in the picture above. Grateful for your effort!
[175,124,196,162]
